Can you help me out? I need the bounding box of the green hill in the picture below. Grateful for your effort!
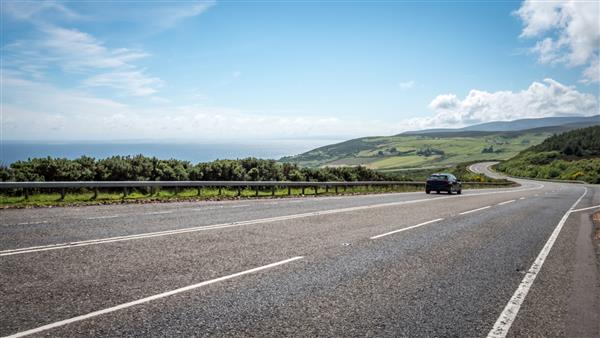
[281,124,590,170]
[496,126,600,183]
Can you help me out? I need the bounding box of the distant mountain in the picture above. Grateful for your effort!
[281,115,600,170]
[403,115,599,134]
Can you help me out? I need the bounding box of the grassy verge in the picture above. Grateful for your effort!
[496,154,600,183]
[0,182,514,208]
[0,185,418,208]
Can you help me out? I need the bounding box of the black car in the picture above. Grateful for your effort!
[426,173,462,194]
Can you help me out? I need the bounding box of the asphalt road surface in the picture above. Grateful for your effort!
[1,162,599,337]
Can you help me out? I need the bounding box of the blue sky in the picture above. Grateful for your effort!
[2,0,599,141]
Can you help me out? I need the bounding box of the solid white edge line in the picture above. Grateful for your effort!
[487,187,588,338]
[370,218,444,239]
[459,205,491,215]
[1,183,544,256]
[146,211,173,215]
[497,200,516,206]
[570,204,600,213]
[85,215,119,220]
[3,256,304,338]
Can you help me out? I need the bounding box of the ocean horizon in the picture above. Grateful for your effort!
[0,139,339,165]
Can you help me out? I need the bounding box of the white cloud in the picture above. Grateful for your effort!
[1,0,211,97]
[152,0,216,29]
[3,0,82,21]
[5,25,160,96]
[515,0,600,83]
[3,74,597,141]
[421,78,598,128]
[83,71,163,96]
[2,75,130,116]
[2,0,214,31]
[582,57,599,84]
[2,74,402,140]
[42,26,150,70]
[399,80,415,89]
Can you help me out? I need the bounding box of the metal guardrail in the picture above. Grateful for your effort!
[0,180,514,200]
[0,180,512,189]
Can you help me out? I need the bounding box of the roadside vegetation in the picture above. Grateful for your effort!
[0,185,427,208]
[0,156,512,207]
[0,156,386,183]
[0,156,387,207]
[496,126,600,183]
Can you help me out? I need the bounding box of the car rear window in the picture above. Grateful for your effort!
[428,174,448,181]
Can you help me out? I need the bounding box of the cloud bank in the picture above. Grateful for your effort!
[516,0,600,83]
[3,75,597,140]
[420,78,598,128]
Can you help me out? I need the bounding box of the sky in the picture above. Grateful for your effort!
[1,0,599,141]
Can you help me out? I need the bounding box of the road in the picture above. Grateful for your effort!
[1,162,599,337]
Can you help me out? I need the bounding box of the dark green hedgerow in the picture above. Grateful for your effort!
[0,156,387,184]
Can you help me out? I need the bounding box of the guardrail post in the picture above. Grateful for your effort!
[218,187,222,196]
[60,188,66,200]
[122,187,128,198]
[344,185,347,192]
[271,185,276,196]
[325,185,329,193]
[174,187,179,196]
[237,187,241,197]
[255,186,259,197]
[23,188,29,200]
[335,186,338,194]
[92,188,98,200]
[301,186,305,195]
[197,187,202,196]
[314,186,318,195]
[288,186,291,195]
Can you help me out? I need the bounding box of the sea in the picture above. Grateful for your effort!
[0,139,338,165]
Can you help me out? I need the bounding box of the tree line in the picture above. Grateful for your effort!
[0,156,388,182]
[530,125,600,157]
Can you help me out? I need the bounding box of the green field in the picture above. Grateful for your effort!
[281,131,553,170]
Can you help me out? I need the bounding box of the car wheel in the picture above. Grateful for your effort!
[426,190,430,194]
[436,190,440,194]
[457,189,462,195]
[447,189,453,194]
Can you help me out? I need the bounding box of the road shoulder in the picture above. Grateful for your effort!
[507,201,600,337]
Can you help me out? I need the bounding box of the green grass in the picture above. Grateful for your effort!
[0,181,515,208]
[0,185,424,208]
[369,154,441,169]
